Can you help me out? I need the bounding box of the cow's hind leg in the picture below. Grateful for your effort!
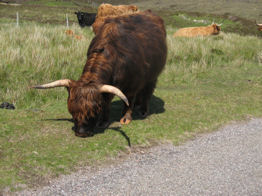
[136,81,156,118]
[120,96,135,125]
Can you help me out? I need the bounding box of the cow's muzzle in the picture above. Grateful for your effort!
[75,126,94,137]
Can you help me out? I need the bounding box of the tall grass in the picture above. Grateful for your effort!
[0,23,262,191]
[0,23,93,108]
[162,27,262,86]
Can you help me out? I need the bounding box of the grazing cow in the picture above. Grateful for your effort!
[75,11,96,27]
[256,21,262,31]
[92,3,139,34]
[33,10,167,137]
[173,23,221,37]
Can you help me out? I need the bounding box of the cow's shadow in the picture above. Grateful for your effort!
[109,95,165,122]
[45,95,165,146]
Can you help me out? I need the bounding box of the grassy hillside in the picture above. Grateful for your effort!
[134,0,262,21]
[0,22,262,192]
[1,0,262,36]
[0,3,92,25]
[74,0,262,21]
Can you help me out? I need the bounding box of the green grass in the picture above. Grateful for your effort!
[134,0,262,21]
[0,2,95,26]
[0,21,261,192]
[25,0,76,7]
[171,13,234,28]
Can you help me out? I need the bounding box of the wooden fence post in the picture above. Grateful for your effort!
[16,12,19,27]
[66,14,69,28]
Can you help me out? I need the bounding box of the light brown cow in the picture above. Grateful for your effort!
[92,3,139,34]
[96,3,138,18]
[173,23,221,37]
[256,21,262,31]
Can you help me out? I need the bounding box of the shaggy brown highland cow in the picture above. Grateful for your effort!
[33,10,167,137]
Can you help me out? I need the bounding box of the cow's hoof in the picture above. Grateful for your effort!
[120,117,131,125]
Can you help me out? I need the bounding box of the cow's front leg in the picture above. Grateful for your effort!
[120,96,135,125]
[97,107,110,128]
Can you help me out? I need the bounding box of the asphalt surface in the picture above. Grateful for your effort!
[17,118,262,196]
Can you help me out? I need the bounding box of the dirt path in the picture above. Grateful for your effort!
[16,118,262,195]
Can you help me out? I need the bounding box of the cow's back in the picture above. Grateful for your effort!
[96,3,138,18]
[87,11,167,94]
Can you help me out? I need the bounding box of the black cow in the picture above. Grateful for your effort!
[75,11,96,27]
[0,102,15,110]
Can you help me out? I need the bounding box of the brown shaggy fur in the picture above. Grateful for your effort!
[92,17,107,35]
[66,10,167,136]
[92,3,139,34]
[173,24,221,37]
[96,3,138,18]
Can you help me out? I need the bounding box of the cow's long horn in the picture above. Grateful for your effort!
[32,79,71,89]
[99,85,129,106]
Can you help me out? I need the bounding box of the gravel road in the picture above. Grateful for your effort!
[17,118,262,196]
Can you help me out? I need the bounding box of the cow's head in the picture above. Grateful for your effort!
[75,11,96,27]
[211,23,221,35]
[33,79,128,137]
[75,12,86,27]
